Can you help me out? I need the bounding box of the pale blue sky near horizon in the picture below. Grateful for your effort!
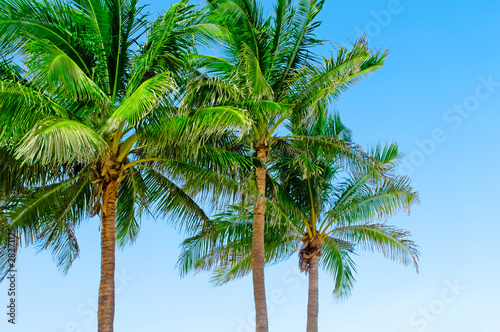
[2,0,500,331]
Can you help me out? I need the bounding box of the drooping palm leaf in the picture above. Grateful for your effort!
[15,117,107,166]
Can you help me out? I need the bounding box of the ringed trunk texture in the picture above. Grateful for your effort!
[306,254,319,332]
[252,147,269,332]
[98,180,118,332]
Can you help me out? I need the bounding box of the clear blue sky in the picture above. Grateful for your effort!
[2,0,500,331]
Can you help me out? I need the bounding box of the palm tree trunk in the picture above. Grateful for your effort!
[98,180,118,332]
[306,255,319,332]
[252,147,268,332]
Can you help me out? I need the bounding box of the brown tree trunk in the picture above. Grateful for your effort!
[98,180,118,332]
[306,254,319,332]
[252,147,268,332]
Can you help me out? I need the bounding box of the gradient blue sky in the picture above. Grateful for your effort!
[2,0,500,331]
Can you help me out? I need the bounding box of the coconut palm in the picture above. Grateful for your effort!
[183,0,388,329]
[0,1,249,331]
[179,114,419,332]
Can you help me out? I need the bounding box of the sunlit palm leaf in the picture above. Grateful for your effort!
[15,116,107,166]
[26,40,107,103]
[105,72,176,131]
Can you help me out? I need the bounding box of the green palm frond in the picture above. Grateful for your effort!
[128,0,203,90]
[186,54,234,78]
[367,142,402,170]
[156,158,246,208]
[269,0,293,56]
[284,135,381,175]
[0,81,68,140]
[104,0,149,102]
[331,223,419,271]
[273,0,325,92]
[0,146,70,198]
[208,0,265,57]
[240,43,273,99]
[34,175,92,272]
[287,38,385,112]
[178,210,254,277]
[321,236,356,300]
[209,250,252,285]
[115,167,149,247]
[142,168,210,234]
[265,174,308,229]
[0,171,92,274]
[0,0,93,71]
[25,39,107,103]
[323,175,419,230]
[208,227,298,286]
[182,74,244,109]
[105,72,177,132]
[37,224,80,273]
[15,116,107,166]
[1,176,89,238]
[144,106,251,148]
[178,205,298,284]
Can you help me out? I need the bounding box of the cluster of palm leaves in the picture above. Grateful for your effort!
[0,0,419,331]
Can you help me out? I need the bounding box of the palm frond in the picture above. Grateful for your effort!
[0,80,68,140]
[273,0,325,93]
[178,204,298,285]
[321,236,356,300]
[1,174,91,273]
[331,223,419,271]
[115,167,149,246]
[15,116,107,166]
[128,0,202,90]
[34,175,92,272]
[323,175,419,230]
[25,39,107,103]
[142,168,210,234]
[0,0,93,72]
[105,72,176,132]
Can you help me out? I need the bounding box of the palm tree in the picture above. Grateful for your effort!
[183,0,387,329]
[0,1,247,331]
[179,114,419,332]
